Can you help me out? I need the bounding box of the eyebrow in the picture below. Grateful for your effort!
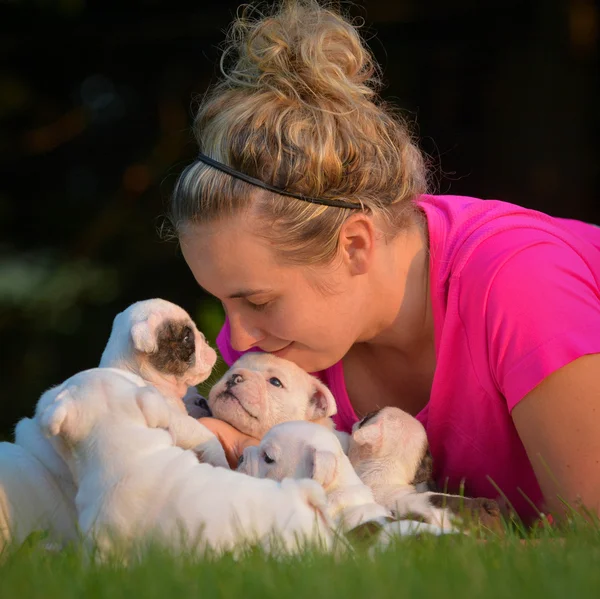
[227,288,271,299]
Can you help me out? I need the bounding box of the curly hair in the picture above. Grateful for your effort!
[169,0,428,264]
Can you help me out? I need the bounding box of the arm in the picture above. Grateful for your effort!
[457,228,600,522]
[199,417,260,469]
[512,353,600,520]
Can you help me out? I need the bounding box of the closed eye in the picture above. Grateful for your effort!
[263,452,275,464]
[268,377,283,388]
[247,299,271,312]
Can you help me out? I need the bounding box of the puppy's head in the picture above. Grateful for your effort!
[208,353,337,438]
[348,407,433,487]
[238,421,343,491]
[101,299,217,402]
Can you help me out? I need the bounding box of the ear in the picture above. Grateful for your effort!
[411,447,434,485]
[130,313,160,354]
[135,388,171,429]
[339,214,375,276]
[39,390,76,439]
[309,448,338,489]
[351,418,384,450]
[305,379,337,420]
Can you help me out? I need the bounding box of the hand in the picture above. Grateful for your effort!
[198,417,260,469]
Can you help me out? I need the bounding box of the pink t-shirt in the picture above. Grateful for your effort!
[217,195,600,523]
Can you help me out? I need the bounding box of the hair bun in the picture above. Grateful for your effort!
[224,1,378,110]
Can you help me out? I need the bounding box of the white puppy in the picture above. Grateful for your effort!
[1,299,226,552]
[0,418,78,551]
[39,368,333,558]
[349,408,502,532]
[239,421,391,532]
[208,353,349,449]
[98,298,225,466]
[100,298,216,415]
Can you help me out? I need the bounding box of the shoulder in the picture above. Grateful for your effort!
[458,225,600,303]
[419,194,600,283]
[455,228,600,409]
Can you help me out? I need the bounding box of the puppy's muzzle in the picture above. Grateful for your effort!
[226,374,244,390]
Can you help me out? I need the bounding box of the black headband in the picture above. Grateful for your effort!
[196,152,360,210]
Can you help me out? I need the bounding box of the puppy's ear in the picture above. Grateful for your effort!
[306,379,337,420]
[130,313,160,354]
[309,448,338,489]
[352,418,384,451]
[135,388,171,429]
[39,390,77,440]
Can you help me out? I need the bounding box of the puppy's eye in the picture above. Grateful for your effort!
[263,453,275,464]
[268,377,283,388]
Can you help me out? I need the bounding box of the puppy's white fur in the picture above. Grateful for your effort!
[40,368,333,558]
[349,408,501,532]
[100,298,216,414]
[239,421,390,531]
[0,422,78,551]
[348,407,457,529]
[208,353,349,449]
[1,299,225,552]
[349,408,431,492]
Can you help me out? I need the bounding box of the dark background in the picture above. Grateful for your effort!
[0,0,598,437]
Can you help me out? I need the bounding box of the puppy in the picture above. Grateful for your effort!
[239,421,391,532]
[39,368,334,558]
[1,418,78,552]
[1,297,226,553]
[208,353,349,449]
[100,298,216,415]
[348,408,502,532]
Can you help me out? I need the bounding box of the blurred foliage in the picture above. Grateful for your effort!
[0,0,598,436]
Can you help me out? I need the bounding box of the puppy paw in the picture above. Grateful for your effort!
[193,438,230,469]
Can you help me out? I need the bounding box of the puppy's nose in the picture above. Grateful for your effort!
[226,373,244,389]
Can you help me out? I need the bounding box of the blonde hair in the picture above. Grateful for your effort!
[170,0,428,264]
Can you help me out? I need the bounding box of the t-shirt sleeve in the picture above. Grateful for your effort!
[458,230,600,412]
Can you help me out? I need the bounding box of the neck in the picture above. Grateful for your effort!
[362,215,433,356]
[137,364,189,412]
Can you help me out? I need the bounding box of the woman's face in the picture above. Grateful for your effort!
[179,215,370,373]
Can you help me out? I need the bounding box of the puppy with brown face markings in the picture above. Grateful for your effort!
[207,353,349,449]
[1,299,226,554]
[39,368,334,559]
[349,407,503,533]
[100,298,217,415]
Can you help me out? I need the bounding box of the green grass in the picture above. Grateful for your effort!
[2,522,599,599]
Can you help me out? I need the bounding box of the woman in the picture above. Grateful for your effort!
[168,1,600,524]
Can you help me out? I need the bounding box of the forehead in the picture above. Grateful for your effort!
[179,218,282,287]
[180,217,304,299]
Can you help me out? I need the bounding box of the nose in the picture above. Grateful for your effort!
[227,310,266,352]
[226,373,244,389]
